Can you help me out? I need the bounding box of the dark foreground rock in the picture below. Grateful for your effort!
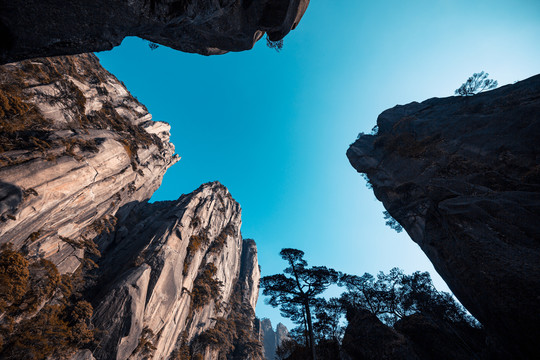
[341,309,419,360]
[347,75,540,358]
[341,309,486,360]
[0,0,310,64]
[394,313,486,360]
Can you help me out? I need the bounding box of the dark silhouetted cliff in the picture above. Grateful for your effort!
[347,75,540,358]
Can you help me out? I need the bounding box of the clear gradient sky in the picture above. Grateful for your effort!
[97,0,540,329]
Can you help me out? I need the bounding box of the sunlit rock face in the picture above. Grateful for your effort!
[0,54,262,359]
[0,0,310,64]
[0,54,178,274]
[347,75,540,358]
[92,182,262,360]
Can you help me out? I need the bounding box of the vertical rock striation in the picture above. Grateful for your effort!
[92,182,262,360]
[347,75,540,358]
[0,54,178,274]
[0,54,262,359]
[257,318,289,360]
[0,0,311,64]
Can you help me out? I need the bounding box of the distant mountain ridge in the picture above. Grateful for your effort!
[257,318,289,360]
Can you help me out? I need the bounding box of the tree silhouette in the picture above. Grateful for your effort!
[339,268,477,326]
[383,210,403,233]
[455,71,498,96]
[260,249,339,360]
[266,37,284,52]
[313,298,345,342]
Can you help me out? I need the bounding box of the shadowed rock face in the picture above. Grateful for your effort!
[341,309,486,360]
[347,75,540,358]
[341,309,419,360]
[0,0,310,64]
[257,318,288,360]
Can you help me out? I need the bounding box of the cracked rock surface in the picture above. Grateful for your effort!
[92,182,261,359]
[0,54,178,274]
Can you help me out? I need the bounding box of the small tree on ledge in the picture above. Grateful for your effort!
[455,71,498,96]
[267,37,284,52]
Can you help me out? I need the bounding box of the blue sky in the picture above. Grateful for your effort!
[97,0,540,329]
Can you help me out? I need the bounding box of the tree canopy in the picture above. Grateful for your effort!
[264,248,481,360]
[339,268,477,326]
[260,248,339,360]
[455,71,498,96]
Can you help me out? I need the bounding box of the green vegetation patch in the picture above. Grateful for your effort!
[183,232,209,276]
[0,248,96,358]
[191,263,222,311]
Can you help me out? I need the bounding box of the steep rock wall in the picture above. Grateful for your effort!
[0,54,178,274]
[0,0,310,64]
[347,75,540,358]
[0,54,262,359]
[92,183,262,360]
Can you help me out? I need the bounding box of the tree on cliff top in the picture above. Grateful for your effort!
[455,71,498,96]
[260,248,339,360]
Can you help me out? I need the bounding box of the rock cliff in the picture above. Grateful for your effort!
[347,75,540,358]
[0,53,178,274]
[0,54,262,359]
[91,183,262,360]
[0,0,310,64]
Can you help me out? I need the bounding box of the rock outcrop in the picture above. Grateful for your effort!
[347,75,540,358]
[0,54,262,359]
[257,318,289,360]
[340,309,485,360]
[0,0,310,64]
[341,309,419,360]
[91,183,263,360]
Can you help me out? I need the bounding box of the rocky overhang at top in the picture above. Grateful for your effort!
[0,0,310,64]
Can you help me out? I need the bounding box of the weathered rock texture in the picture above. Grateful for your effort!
[0,0,310,64]
[0,53,178,274]
[257,318,288,360]
[91,183,263,360]
[0,54,262,359]
[347,75,540,358]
